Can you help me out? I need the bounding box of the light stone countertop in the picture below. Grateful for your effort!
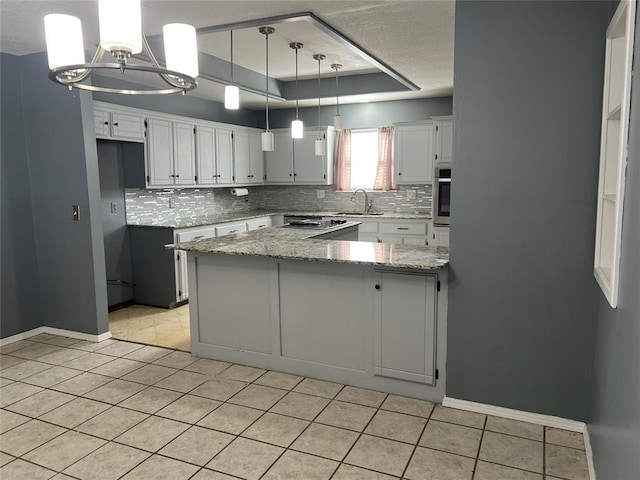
[170,222,449,270]
[128,209,432,229]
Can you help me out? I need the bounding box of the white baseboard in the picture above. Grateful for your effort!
[0,327,46,346]
[442,397,585,432]
[0,327,112,346]
[583,424,597,480]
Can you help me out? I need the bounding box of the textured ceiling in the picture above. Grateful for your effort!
[0,0,455,108]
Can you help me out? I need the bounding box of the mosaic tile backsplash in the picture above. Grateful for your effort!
[125,185,432,224]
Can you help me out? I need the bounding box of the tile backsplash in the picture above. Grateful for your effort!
[256,185,432,214]
[125,184,432,224]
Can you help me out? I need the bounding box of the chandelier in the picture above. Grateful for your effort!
[44,0,198,95]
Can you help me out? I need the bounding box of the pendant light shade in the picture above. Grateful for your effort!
[290,42,304,139]
[225,30,239,110]
[292,119,304,139]
[225,85,239,109]
[314,54,326,156]
[262,131,274,151]
[44,14,85,70]
[99,0,142,54]
[163,23,198,78]
[331,63,343,131]
[260,26,275,151]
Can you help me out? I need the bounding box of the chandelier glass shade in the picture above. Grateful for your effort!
[44,0,198,95]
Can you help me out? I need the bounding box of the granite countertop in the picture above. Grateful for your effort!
[128,210,432,229]
[170,222,449,270]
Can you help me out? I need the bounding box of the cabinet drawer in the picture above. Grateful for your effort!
[175,226,217,243]
[380,222,427,235]
[247,217,272,231]
[215,222,248,236]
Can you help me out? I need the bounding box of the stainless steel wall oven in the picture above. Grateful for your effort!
[434,166,451,225]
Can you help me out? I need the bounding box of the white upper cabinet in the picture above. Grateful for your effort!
[394,122,434,184]
[173,121,196,185]
[94,103,145,142]
[265,131,294,182]
[195,124,234,186]
[265,127,334,185]
[433,116,453,165]
[146,118,195,186]
[233,130,264,185]
[146,118,174,186]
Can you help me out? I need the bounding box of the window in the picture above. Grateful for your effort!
[334,127,396,191]
[594,0,636,307]
[350,129,379,190]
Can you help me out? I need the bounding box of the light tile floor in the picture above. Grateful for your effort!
[0,334,590,480]
[109,304,190,351]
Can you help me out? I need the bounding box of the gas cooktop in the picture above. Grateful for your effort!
[279,219,348,230]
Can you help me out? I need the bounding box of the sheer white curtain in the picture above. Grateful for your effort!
[373,126,396,190]
[333,129,352,191]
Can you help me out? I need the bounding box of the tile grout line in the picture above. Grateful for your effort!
[470,415,488,480]
[399,401,436,479]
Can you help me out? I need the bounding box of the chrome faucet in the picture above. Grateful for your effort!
[351,189,373,213]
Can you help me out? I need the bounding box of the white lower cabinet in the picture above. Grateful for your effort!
[246,217,272,231]
[432,226,450,247]
[374,271,438,384]
[174,226,217,301]
[215,221,248,237]
[330,217,430,245]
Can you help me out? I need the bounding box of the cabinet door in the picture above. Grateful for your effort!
[146,118,174,186]
[265,132,294,183]
[173,122,196,185]
[294,133,326,183]
[233,131,251,183]
[395,123,434,184]
[374,272,437,384]
[433,228,450,247]
[196,124,217,185]
[379,234,404,244]
[216,128,234,185]
[435,119,453,164]
[403,236,429,246]
[248,131,264,184]
[111,112,145,141]
[94,108,110,138]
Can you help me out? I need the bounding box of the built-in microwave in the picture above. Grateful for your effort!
[434,166,451,225]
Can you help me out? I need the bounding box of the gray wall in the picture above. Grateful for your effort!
[92,75,262,128]
[268,96,453,130]
[448,1,609,421]
[588,7,640,477]
[97,141,134,308]
[19,52,109,336]
[1,53,42,337]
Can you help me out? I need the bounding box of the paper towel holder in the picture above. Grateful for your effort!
[231,188,249,202]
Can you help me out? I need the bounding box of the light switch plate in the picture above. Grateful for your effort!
[406,190,417,199]
[72,205,80,221]
[110,202,118,214]
[316,190,325,199]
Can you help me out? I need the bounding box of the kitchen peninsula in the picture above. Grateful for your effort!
[173,223,449,402]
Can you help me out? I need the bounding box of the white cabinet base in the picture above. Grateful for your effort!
[188,254,448,402]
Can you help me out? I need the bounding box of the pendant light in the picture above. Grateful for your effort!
[259,27,275,151]
[225,30,239,109]
[313,54,326,156]
[331,63,343,130]
[290,42,304,139]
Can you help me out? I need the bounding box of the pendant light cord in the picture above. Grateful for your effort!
[265,31,269,131]
[230,30,234,84]
[295,47,299,120]
[317,57,321,137]
[336,73,340,115]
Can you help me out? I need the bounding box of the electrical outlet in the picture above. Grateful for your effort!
[406,189,417,199]
[169,197,176,208]
[316,190,325,199]
[110,202,118,214]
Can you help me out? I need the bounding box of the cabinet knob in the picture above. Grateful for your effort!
[375,284,381,290]
[398,172,402,176]
[113,123,118,126]
[103,122,109,125]
[289,173,292,177]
